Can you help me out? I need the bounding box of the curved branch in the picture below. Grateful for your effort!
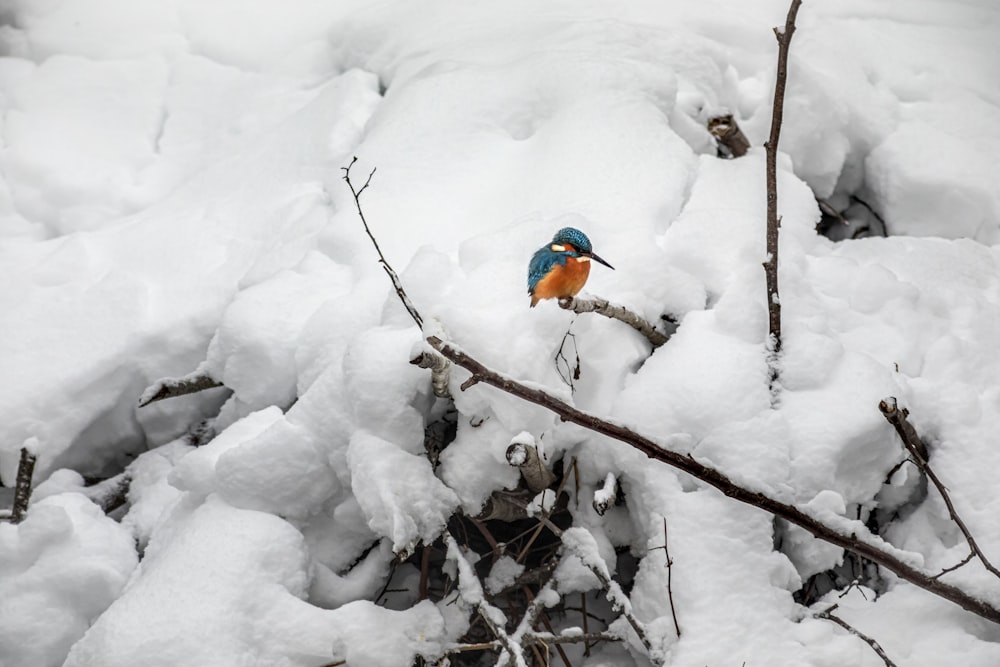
[427,336,1000,625]
[559,296,670,347]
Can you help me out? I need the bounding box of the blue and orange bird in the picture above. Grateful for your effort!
[527,227,614,307]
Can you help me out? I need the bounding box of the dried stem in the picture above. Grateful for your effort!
[763,0,802,384]
[428,336,1000,624]
[10,446,37,523]
[880,397,1000,581]
[558,296,669,347]
[815,604,897,667]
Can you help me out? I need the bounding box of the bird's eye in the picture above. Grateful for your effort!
[550,244,566,252]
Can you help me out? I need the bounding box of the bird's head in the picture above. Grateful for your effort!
[550,227,614,269]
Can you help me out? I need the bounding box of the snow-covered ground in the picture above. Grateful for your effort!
[1,0,999,665]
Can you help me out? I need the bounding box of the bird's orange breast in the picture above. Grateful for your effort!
[529,257,592,306]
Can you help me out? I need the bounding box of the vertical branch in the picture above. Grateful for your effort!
[879,398,1000,581]
[763,0,802,384]
[661,517,681,638]
[11,446,38,523]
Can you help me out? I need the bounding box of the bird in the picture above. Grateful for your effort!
[528,227,614,307]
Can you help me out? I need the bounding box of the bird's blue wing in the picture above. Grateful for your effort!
[528,247,566,293]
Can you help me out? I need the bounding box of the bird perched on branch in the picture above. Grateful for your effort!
[528,227,614,307]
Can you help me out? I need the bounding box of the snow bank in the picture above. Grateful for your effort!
[0,493,137,667]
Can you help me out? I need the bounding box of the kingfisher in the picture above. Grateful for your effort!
[528,227,614,307]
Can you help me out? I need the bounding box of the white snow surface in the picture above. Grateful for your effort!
[1,1,999,665]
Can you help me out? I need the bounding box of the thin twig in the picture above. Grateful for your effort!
[342,157,424,329]
[880,397,1000,581]
[559,296,669,347]
[651,516,681,638]
[427,336,1000,625]
[763,0,802,386]
[815,604,897,667]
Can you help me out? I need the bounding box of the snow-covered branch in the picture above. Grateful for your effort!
[558,296,670,348]
[137,372,223,408]
[426,335,1000,625]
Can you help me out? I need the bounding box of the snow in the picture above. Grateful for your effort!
[0,493,137,667]
[1,0,1000,665]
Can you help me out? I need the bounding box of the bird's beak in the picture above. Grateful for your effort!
[588,252,614,270]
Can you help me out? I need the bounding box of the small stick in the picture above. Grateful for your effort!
[11,446,37,523]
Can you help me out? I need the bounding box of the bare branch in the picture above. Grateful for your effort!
[763,0,802,385]
[815,604,897,667]
[880,397,1000,581]
[342,157,424,329]
[427,335,1000,624]
[138,373,223,408]
[558,296,669,347]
